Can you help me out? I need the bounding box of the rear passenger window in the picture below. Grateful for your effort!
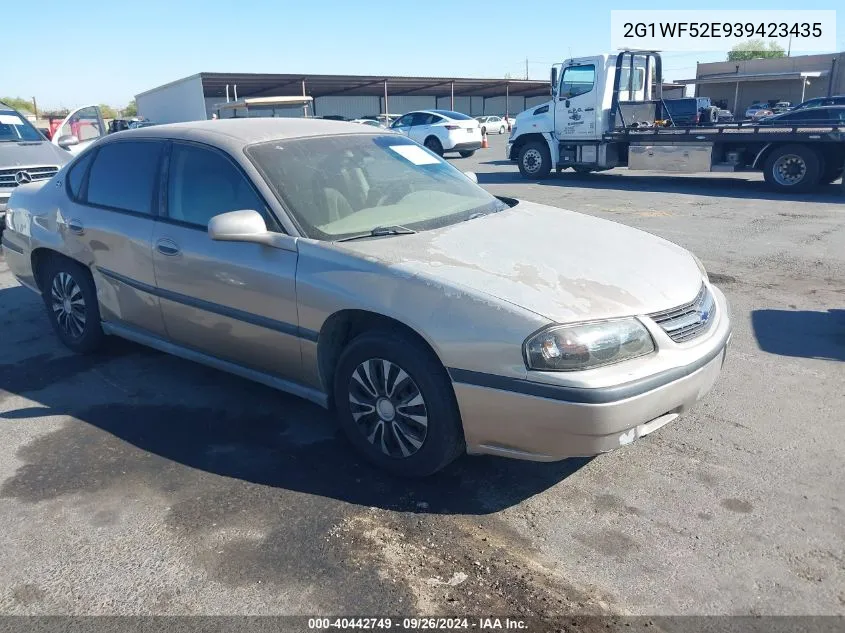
[166,143,267,228]
[85,141,162,214]
[66,151,94,200]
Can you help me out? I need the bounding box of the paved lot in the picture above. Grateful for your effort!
[1,133,843,617]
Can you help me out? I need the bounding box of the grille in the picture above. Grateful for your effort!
[649,284,716,343]
[0,165,59,188]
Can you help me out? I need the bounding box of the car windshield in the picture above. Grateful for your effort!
[247,134,505,240]
[0,109,44,142]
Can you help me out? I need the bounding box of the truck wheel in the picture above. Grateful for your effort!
[763,145,822,192]
[518,141,552,179]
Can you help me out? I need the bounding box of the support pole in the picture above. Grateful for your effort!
[384,80,389,121]
[302,79,308,117]
[450,81,454,110]
[505,82,509,116]
[800,77,807,103]
[733,81,739,114]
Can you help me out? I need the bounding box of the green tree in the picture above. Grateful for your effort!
[99,104,119,119]
[727,40,786,61]
[1,96,34,114]
[123,99,138,117]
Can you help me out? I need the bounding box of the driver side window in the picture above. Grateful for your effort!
[560,65,596,99]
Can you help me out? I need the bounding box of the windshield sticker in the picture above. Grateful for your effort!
[389,145,439,165]
[0,114,25,126]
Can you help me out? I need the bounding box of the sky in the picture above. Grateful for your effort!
[4,0,842,110]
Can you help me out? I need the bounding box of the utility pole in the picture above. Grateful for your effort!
[525,58,529,80]
[31,97,38,119]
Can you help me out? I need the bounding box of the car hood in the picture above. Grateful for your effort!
[0,140,71,169]
[336,200,704,323]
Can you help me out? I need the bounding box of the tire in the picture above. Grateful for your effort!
[41,256,105,354]
[499,126,506,135]
[333,329,465,477]
[517,141,552,179]
[480,126,487,136]
[424,136,443,157]
[762,145,822,193]
[459,150,475,158]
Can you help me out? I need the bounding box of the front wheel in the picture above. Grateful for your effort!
[424,136,444,157]
[499,126,506,135]
[333,330,465,477]
[459,150,475,158]
[763,145,822,192]
[517,141,552,179]
[480,126,487,136]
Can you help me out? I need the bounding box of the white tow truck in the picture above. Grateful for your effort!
[506,51,845,192]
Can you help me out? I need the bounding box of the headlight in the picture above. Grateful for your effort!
[524,318,655,371]
[690,253,709,282]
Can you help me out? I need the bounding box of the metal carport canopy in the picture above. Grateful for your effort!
[198,72,550,98]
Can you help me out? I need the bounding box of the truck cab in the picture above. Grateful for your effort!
[507,52,657,176]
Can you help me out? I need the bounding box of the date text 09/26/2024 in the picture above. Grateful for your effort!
[308,617,528,630]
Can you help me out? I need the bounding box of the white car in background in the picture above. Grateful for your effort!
[474,115,507,135]
[350,119,386,128]
[391,110,482,157]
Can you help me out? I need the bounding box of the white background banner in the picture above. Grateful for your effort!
[610,10,836,53]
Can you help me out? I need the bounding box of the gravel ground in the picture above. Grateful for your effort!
[0,133,843,618]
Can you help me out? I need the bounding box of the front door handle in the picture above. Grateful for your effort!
[67,219,84,235]
[155,238,180,257]
[584,107,595,112]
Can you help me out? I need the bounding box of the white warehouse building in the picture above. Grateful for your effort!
[136,72,551,123]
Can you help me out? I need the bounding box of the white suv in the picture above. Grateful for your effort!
[391,110,482,157]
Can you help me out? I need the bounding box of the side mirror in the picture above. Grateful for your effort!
[550,67,558,97]
[208,209,288,249]
[57,135,79,149]
[464,171,478,184]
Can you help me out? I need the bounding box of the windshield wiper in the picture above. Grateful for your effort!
[337,225,417,242]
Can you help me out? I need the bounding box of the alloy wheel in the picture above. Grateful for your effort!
[50,272,86,338]
[348,358,428,458]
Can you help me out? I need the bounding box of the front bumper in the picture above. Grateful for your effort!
[453,291,732,461]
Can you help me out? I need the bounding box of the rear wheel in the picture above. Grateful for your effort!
[424,136,443,157]
[41,256,105,353]
[517,141,552,179]
[763,145,822,193]
[459,150,475,158]
[499,126,506,134]
[480,126,487,136]
[333,330,464,477]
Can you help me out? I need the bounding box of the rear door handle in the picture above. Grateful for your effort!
[67,219,84,235]
[155,238,180,257]
[584,107,595,112]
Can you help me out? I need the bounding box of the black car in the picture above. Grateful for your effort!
[661,97,719,126]
[792,95,845,111]
[755,105,845,125]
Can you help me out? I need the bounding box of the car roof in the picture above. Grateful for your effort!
[107,118,378,150]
